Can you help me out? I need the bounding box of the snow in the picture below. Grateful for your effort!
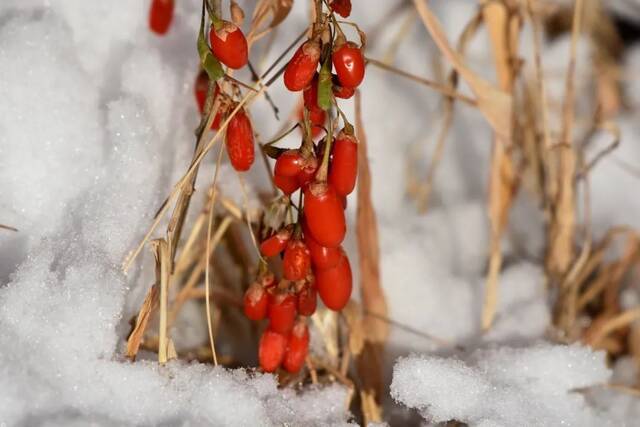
[391,344,612,426]
[1,0,640,425]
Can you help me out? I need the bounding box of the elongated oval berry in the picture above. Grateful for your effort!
[226,109,254,171]
[259,329,287,372]
[297,284,317,316]
[330,0,352,18]
[243,282,269,320]
[302,219,342,270]
[274,173,300,195]
[195,73,225,129]
[260,227,292,257]
[317,253,352,311]
[303,182,346,247]
[275,150,303,177]
[283,240,311,281]
[268,292,297,334]
[328,131,358,196]
[332,74,356,99]
[332,42,365,89]
[284,40,321,91]
[149,0,174,35]
[209,21,249,69]
[283,321,310,373]
[303,74,321,111]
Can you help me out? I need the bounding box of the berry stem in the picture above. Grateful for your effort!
[316,115,334,182]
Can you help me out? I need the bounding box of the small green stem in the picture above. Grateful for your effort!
[316,115,333,182]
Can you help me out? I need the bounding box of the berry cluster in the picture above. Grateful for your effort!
[150,0,363,375]
[240,0,364,374]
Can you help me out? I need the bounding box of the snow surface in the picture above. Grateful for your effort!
[1,0,640,425]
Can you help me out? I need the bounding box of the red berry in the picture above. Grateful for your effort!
[332,42,365,89]
[303,74,321,111]
[284,40,321,91]
[209,21,249,69]
[297,284,317,316]
[308,108,326,137]
[226,109,254,171]
[332,74,356,99]
[195,73,225,130]
[302,219,342,270]
[268,292,297,334]
[330,0,352,18]
[317,253,352,311]
[283,321,310,373]
[260,227,292,257]
[274,173,300,195]
[298,156,318,187]
[149,0,174,35]
[328,131,358,196]
[283,240,311,281]
[243,282,269,320]
[259,329,287,372]
[303,182,346,247]
[275,150,304,177]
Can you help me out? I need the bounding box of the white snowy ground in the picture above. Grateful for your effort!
[2,0,640,426]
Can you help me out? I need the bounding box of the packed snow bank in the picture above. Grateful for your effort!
[391,344,612,426]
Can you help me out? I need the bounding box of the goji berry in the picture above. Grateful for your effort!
[268,292,297,334]
[225,109,254,171]
[283,320,310,373]
[303,182,346,247]
[284,40,321,91]
[149,0,174,35]
[328,130,358,196]
[209,21,249,69]
[260,227,292,257]
[332,41,365,89]
[316,253,352,311]
[283,240,311,281]
[243,282,268,320]
[259,329,287,372]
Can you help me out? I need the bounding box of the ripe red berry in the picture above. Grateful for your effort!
[260,227,292,258]
[317,253,352,311]
[332,74,356,99]
[303,74,321,111]
[283,240,311,281]
[259,329,287,372]
[308,108,326,137]
[301,219,342,270]
[268,292,297,334]
[303,182,346,247]
[195,73,225,130]
[275,150,304,177]
[274,173,300,195]
[226,109,254,171]
[149,0,174,35]
[243,282,269,320]
[284,40,321,91]
[209,21,249,69]
[283,321,310,373]
[297,284,317,316]
[330,0,352,18]
[332,42,365,89]
[328,131,358,196]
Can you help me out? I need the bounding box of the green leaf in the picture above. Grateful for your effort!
[197,1,224,81]
[317,57,333,111]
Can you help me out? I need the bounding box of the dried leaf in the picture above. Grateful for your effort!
[125,284,159,360]
[412,0,512,141]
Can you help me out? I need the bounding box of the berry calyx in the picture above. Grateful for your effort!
[225,108,255,171]
[149,0,174,35]
[259,329,287,372]
[268,291,297,334]
[284,40,321,92]
[243,282,269,320]
[316,253,352,311]
[283,240,311,281]
[283,320,310,373]
[303,182,346,247]
[209,21,249,69]
[328,130,358,196]
[260,227,292,258]
[332,42,365,89]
